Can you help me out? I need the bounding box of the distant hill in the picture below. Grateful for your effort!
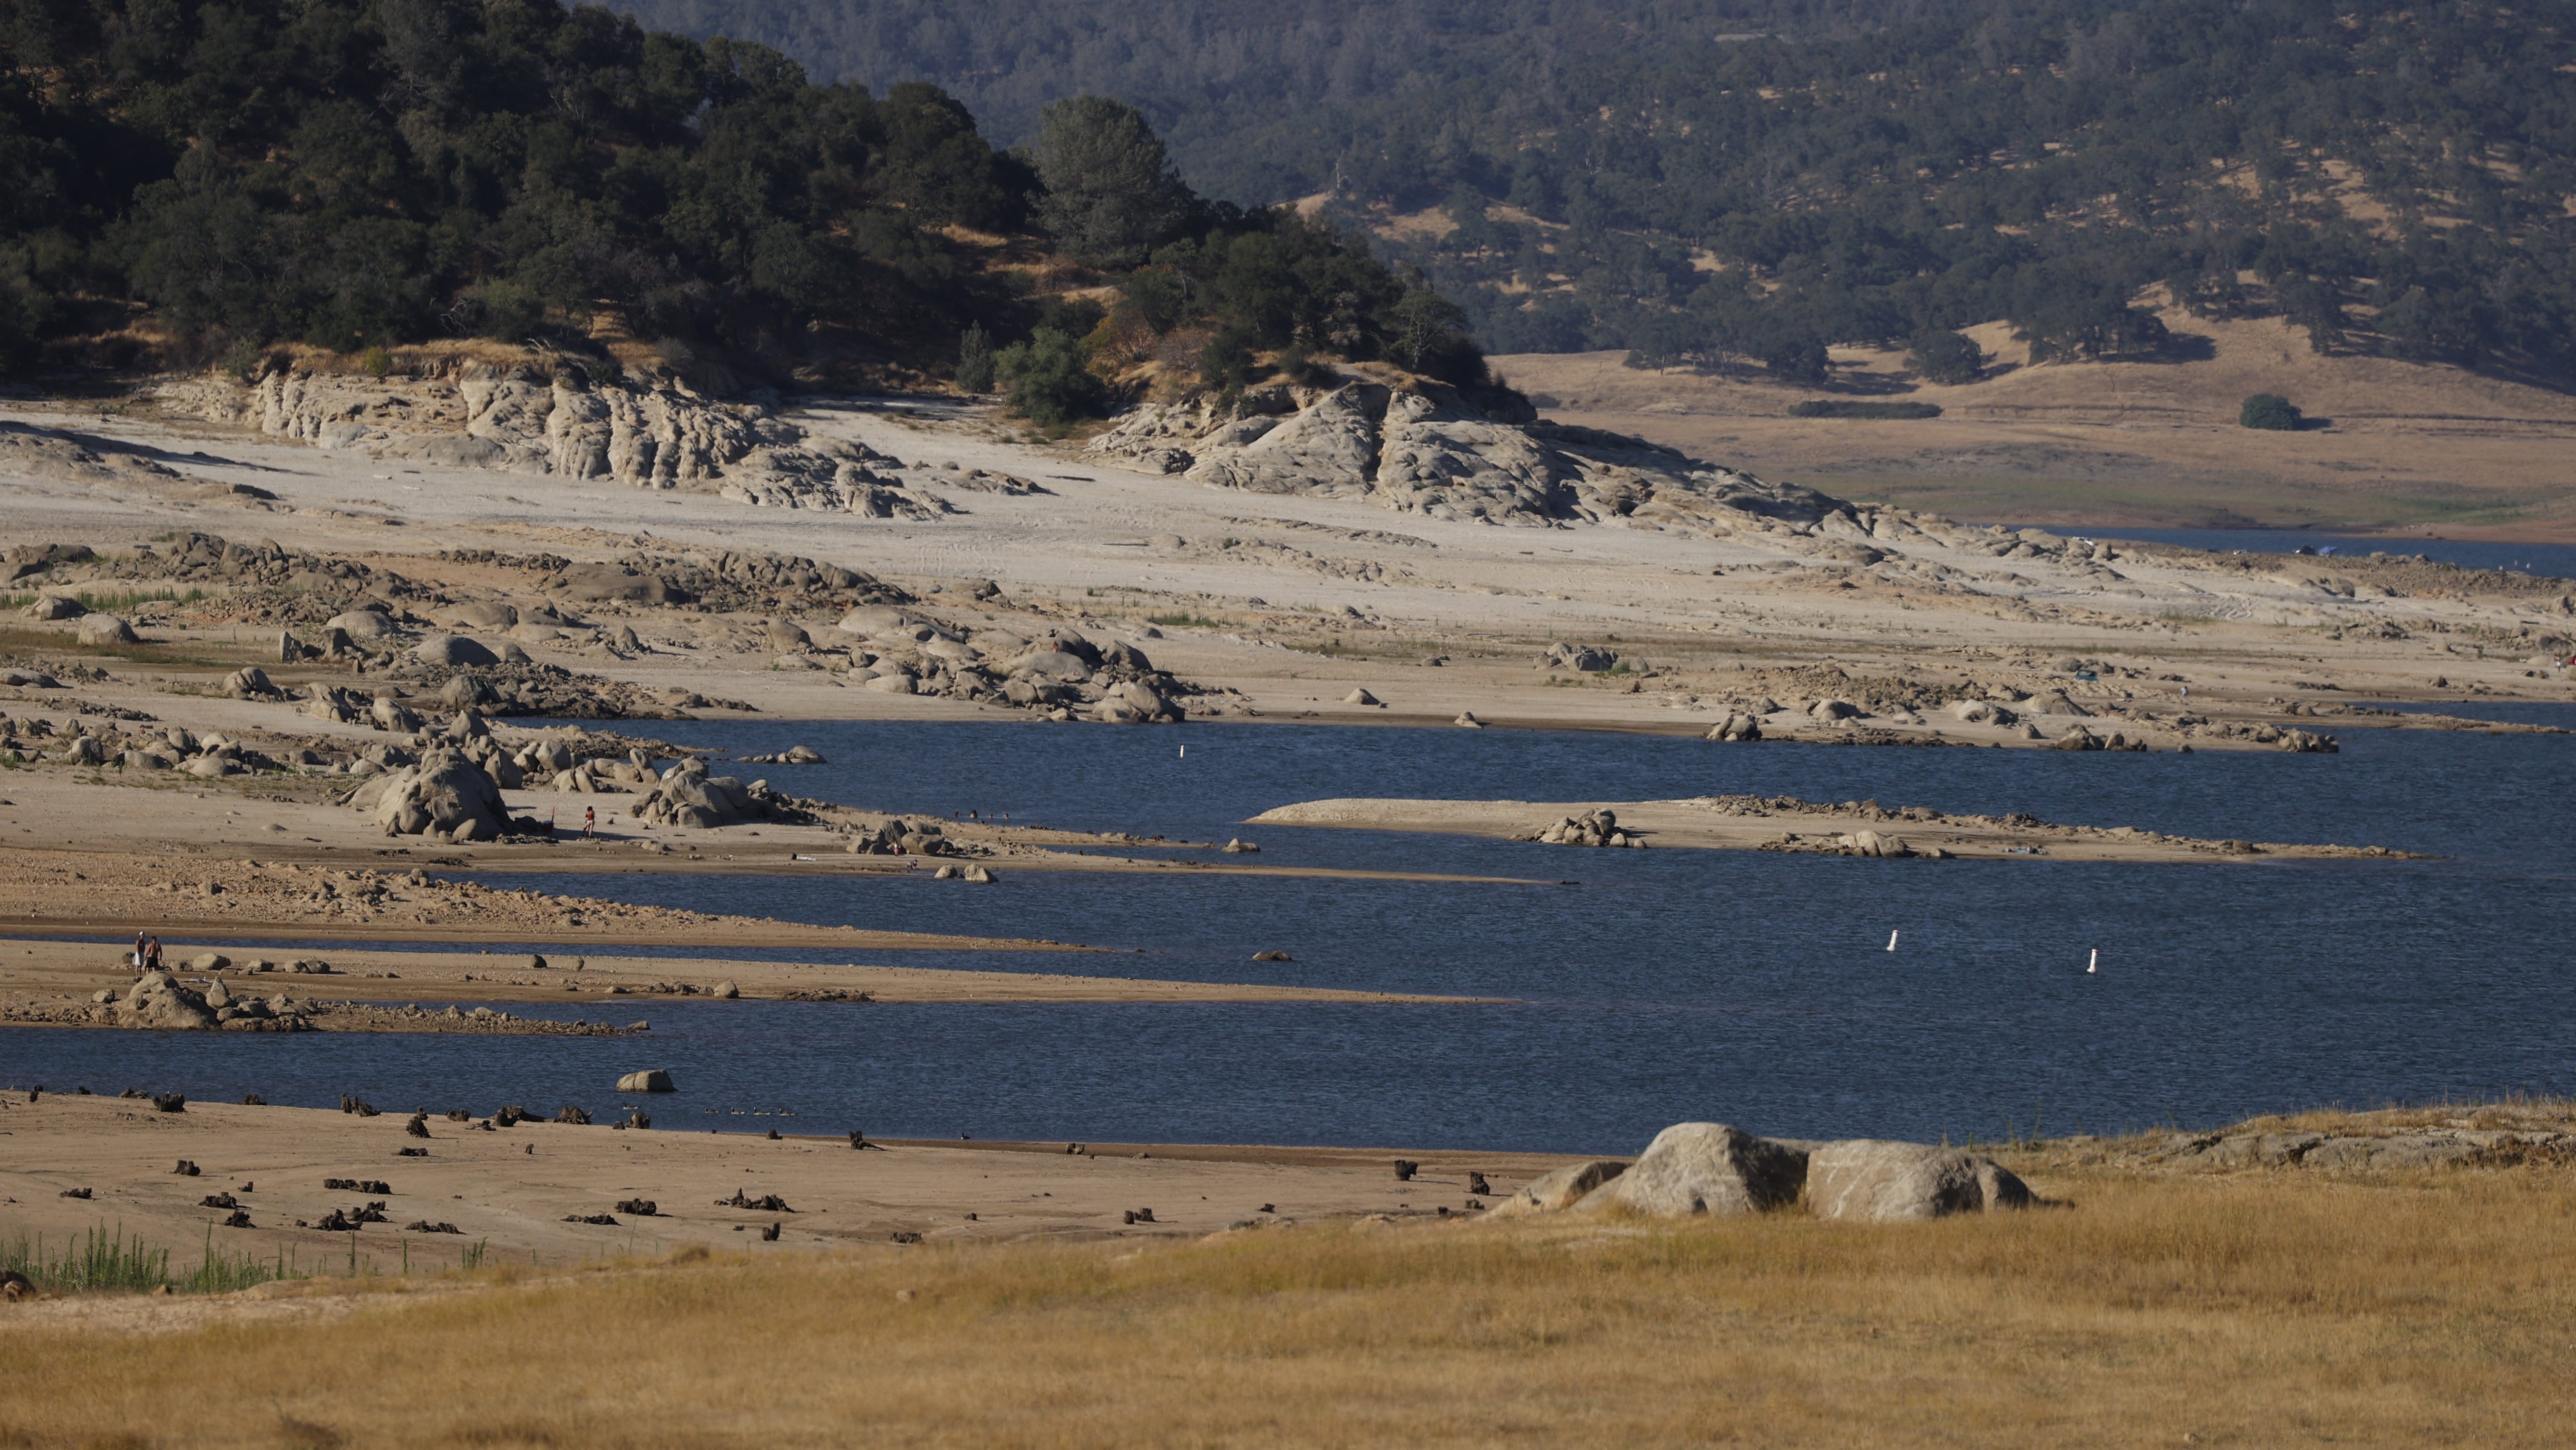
[617,0,2576,379]
[0,0,1492,406]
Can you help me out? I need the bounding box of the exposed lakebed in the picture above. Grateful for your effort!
[9,716,2573,1152]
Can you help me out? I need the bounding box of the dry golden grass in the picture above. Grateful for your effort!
[5,1158,2574,1449]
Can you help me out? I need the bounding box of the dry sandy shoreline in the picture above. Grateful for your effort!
[0,1094,1565,1273]
[1251,795,2425,863]
[0,937,1492,1024]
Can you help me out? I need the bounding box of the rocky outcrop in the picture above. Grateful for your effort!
[1090,381,1856,535]
[75,612,137,646]
[1522,808,1644,848]
[1576,1123,1808,1218]
[1706,712,1763,742]
[629,758,806,829]
[616,1069,676,1093]
[1489,1160,1630,1217]
[343,748,510,841]
[114,972,216,1031]
[830,612,1188,724]
[2147,1125,2572,1171]
[1805,1141,2034,1221]
[156,370,953,517]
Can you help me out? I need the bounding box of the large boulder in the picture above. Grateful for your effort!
[416,633,500,667]
[615,1069,676,1093]
[1576,1123,1808,1218]
[1805,1141,2034,1222]
[1007,649,1091,683]
[116,971,216,1030]
[441,674,499,710]
[442,601,518,630]
[24,593,83,620]
[345,747,509,841]
[631,757,763,829]
[75,612,138,646]
[327,609,400,639]
[1488,1160,1629,1217]
[222,666,278,698]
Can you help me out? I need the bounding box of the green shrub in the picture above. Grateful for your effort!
[954,323,996,393]
[2240,393,2303,430]
[1789,399,1943,420]
[1904,329,1985,385]
[359,346,392,378]
[1199,328,1254,390]
[993,327,1106,424]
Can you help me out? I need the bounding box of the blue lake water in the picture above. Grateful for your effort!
[8,715,2574,1153]
[2014,524,2576,580]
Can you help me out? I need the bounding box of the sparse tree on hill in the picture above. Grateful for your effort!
[1032,97,1193,268]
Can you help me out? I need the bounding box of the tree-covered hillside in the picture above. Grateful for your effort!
[616,0,2576,379]
[0,0,1491,405]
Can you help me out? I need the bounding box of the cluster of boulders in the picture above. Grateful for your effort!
[840,815,965,857]
[342,746,512,841]
[1538,642,1618,673]
[1493,1122,2033,1223]
[1523,808,1646,848]
[1763,829,1934,859]
[1088,380,1856,536]
[628,757,805,830]
[826,605,1187,724]
[1704,712,1763,742]
[2046,725,2150,752]
[0,713,281,778]
[96,973,315,1032]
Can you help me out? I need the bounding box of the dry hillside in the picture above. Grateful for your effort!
[1500,306,2576,539]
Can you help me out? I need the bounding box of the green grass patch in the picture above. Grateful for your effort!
[0,586,206,612]
[3,1225,303,1296]
[1788,399,1944,420]
[1145,612,1224,629]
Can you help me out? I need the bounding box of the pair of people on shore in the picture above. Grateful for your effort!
[131,932,161,973]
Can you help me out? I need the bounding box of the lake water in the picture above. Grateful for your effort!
[2011,524,2576,580]
[9,715,2575,1153]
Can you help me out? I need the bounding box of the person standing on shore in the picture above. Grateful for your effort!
[583,807,595,839]
[132,931,146,971]
[143,936,161,972]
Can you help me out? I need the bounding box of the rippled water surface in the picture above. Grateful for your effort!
[10,714,2575,1152]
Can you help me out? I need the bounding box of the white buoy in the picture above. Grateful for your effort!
[1178,745,1186,758]
[2087,948,2099,974]
[1886,929,1899,952]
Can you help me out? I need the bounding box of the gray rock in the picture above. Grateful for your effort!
[115,971,216,1031]
[443,601,518,630]
[1706,712,1762,742]
[1577,1123,1807,1217]
[415,633,499,667]
[344,747,509,840]
[1489,1160,1630,1217]
[441,675,497,710]
[222,666,277,698]
[1541,643,1618,673]
[1805,1140,2033,1221]
[327,609,400,638]
[75,612,138,646]
[615,1069,676,1093]
[25,593,83,620]
[630,757,768,829]
[1010,650,1092,683]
